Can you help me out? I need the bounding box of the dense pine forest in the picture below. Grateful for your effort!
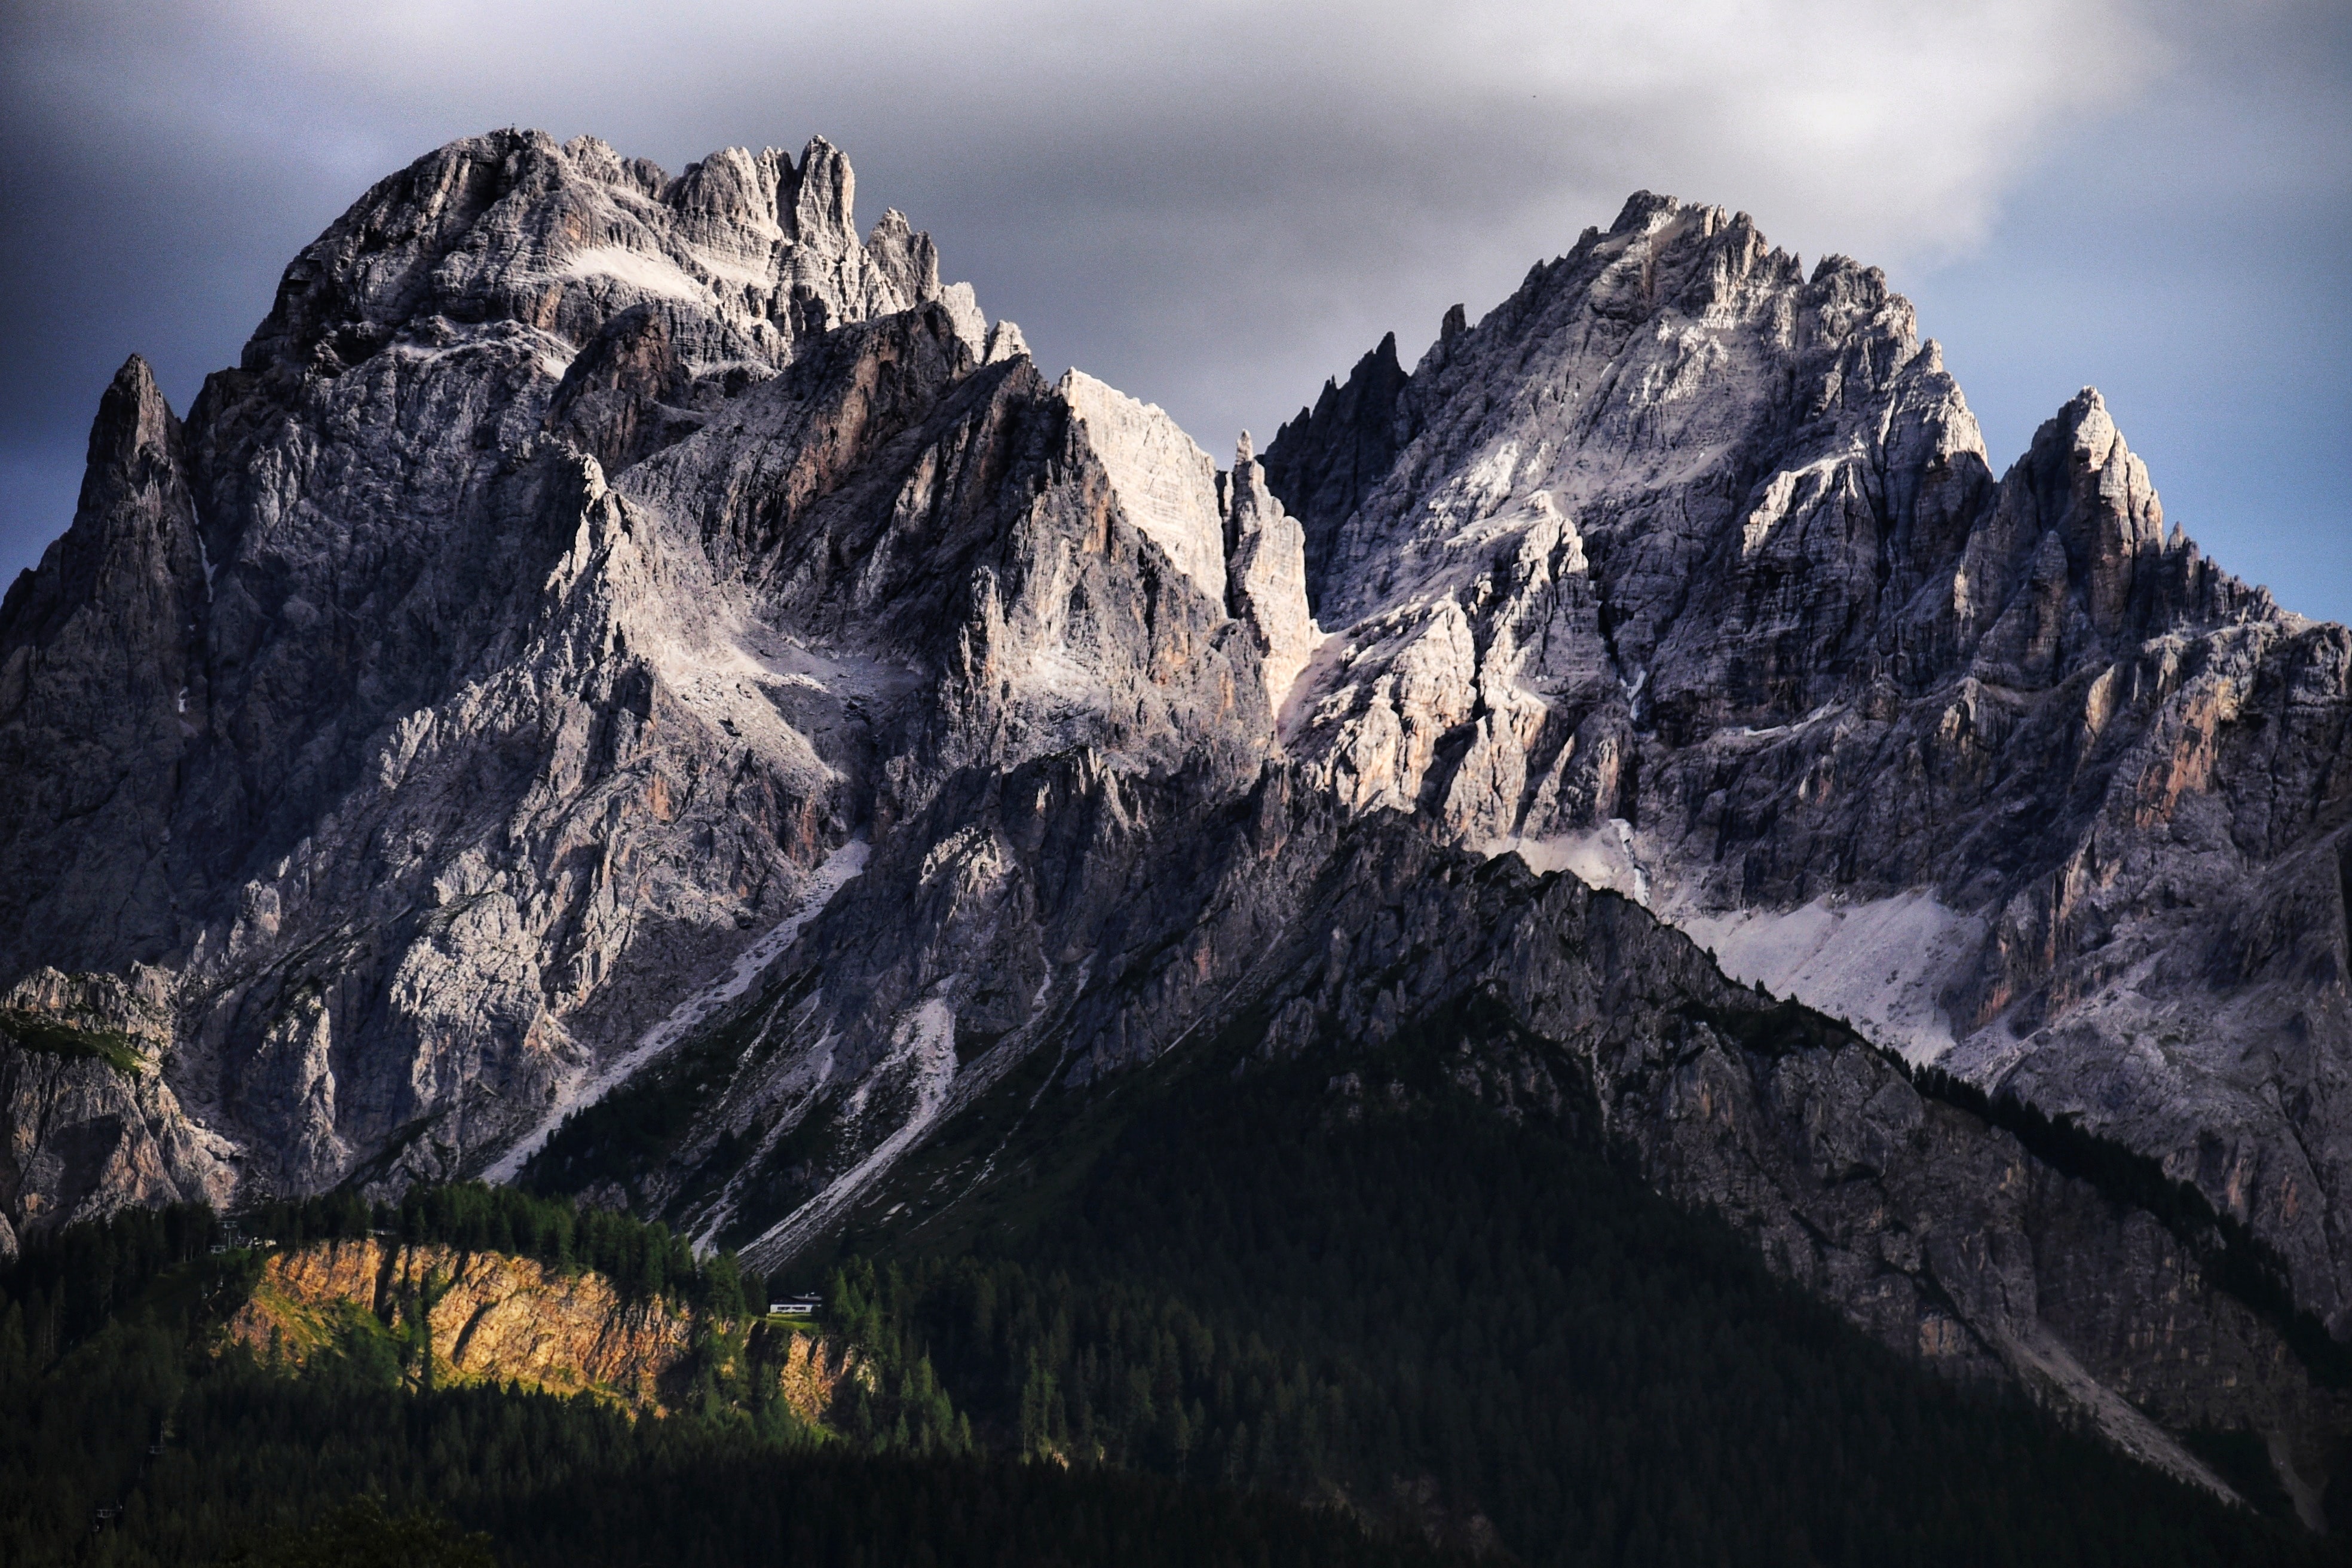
[0,1194,1446,1567]
[815,1042,2341,1567]
[2,1048,2343,1564]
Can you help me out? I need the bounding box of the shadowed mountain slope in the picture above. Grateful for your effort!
[2,133,2348,1520]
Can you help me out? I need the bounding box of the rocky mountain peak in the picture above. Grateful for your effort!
[1606,188,1680,235]
[866,207,942,300]
[0,353,209,978]
[1263,182,2352,1348]
[1959,384,2265,680]
[789,134,856,237]
[6,136,2352,1509]
[2,355,198,644]
[90,354,176,467]
[1057,369,1227,605]
[1220,433,1319,716]
[218,127,975,428]
[0,128,1024,1202]
[1262,332,1410,607]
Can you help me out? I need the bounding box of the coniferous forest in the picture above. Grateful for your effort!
[3,1028,2344,1568]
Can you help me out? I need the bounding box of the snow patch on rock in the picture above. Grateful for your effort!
[483,837,871,1182]
[1492,821,1652,908]
[1674,890,1986,1066]
[557,245,710,302]
[739,995,958,1270]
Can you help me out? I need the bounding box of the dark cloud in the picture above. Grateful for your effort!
[1906,0,2352,622]
[5,1,2344,617]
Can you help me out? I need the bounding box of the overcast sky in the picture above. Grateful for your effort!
[4,1,2345,620]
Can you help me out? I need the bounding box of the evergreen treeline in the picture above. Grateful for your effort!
[226,1499,497,1568]
[0,1202,223,1362]
[0,1227,1446,1567]
[1904,1060,2352,1386]
[240,1182,754,1314]
[3,1022,2346,1565]
[516,999,775,1215]
[836,1046,2344,1567]
[0,1183,774,1379]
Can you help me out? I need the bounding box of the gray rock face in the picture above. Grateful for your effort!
[744,779,2347,1504]
[1259,331,1410,604]
[1,131,2347,1494]
[0,967,237,1261]
[0,359,210,973]
[1220,434,1320,716]
[1168,813,2350,1502]
[0,128,1003,1217]
[1059,370,1227,607]
[1263,192,2352,1333]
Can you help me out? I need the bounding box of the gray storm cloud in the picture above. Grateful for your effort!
[2,0,2344,615]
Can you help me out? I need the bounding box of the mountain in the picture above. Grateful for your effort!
[2,128,2348,1524]
[1262,202,2352,1340]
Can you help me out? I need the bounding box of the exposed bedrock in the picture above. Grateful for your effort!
[1214,814,2350,1506]
[694,780,2351,1505]
[1,130,2348,1498]
[1264,191,2352,1331]
[0,130,996,1209]
[0,124,1284,1225]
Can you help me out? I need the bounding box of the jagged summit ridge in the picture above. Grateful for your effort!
[4,134,2351,1503]
[1058,370,1227,604]
[0,124,1310,1220]
[248,128,981,370]
[0,127,1015,1208]
[1263,188,2351,1332]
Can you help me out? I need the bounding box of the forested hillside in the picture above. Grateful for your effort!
[0,1195,1445,1568]
[805,1033,2339,1566]
[10,1056,2335,1566]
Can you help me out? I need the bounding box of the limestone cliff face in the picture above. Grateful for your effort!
[1030,804,2350,1504]
[1059,370,1227,607]
[0,967,237,1262]
[0,131,1011,1203]
[4,127,2350,1498]
[1221,434,1320,716]
[222,1237,858,1422]
[1263,194,2352,1333]
[0,360,209,973]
